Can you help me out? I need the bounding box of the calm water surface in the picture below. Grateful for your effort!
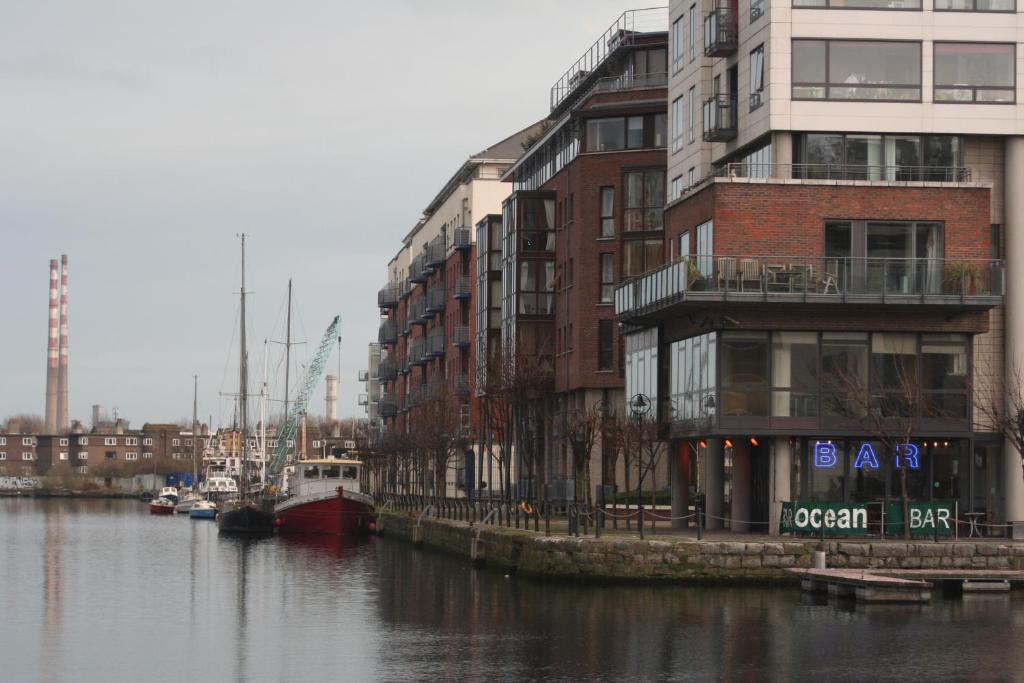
[2,498,1023,682]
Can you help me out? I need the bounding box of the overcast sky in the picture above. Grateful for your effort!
[0,0,644,429]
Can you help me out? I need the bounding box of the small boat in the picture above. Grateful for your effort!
[175,492,201,514]
[158,486,180,504]
[189,500,218,519]
[274,458,374,535]
[149,497,175,515]
[217,499,275,534]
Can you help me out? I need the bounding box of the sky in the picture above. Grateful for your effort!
[0,0,645,429]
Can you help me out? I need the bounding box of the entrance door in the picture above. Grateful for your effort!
[751,441,770,533]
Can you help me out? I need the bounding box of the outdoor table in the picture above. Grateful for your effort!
[964,511,985,538]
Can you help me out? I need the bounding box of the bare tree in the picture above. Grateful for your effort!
[977,361,1024,484]
[4,414,45,433]
[564,405,601,509]
[409,385,464,499]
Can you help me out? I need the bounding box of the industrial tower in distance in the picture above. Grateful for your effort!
[44,255,69,434]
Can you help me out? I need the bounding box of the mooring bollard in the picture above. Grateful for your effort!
[813,549,827,569]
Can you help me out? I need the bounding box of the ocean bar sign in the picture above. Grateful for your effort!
[780,502,869,536]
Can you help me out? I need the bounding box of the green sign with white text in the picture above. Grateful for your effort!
[780,502,870,536]
[884,502,953,537]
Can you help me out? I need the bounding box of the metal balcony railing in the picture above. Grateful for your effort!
[703,1,737,57]
[408,340,427,366]
[453,373,471,397]
[409,254,428,284]
[426,328,446,357]
[453,226,472,251]
[408,298,427,325]
[702,94,737,142]
[426,287,446,314]
[377,284,398,309]
[453,324,471,348]
[398,278,411,299]
[453,275,472,300]
[549,7,668,115]
[593,71,668,95]
[358,370,369,382]
[379,395,397,418]
[378,320,397,345]
[712,162,973,183]
[426,236,446,268]
[377,359,398,382]
[399,314,410,336]
[615,255,1005,322]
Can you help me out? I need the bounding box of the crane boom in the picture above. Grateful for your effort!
[268,315,341,478]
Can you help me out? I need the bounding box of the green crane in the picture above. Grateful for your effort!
[267,315,341,479]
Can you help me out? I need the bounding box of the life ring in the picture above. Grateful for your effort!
[520,501,534,516]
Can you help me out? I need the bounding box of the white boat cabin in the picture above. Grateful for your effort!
[288,458,362,498]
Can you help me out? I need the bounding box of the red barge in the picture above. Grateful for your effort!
[274,458,374,536]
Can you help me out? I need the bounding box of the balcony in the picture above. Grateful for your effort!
[453,373,471,397]
[426,327,446,358]
[377,284,398,309]
[378,320,397,345]
[549,7,668,115]
[426,287,446,314]
[453,275,472,300]
[453,226,472,251]
[377,359,398,382]
[379,395,397,418]
[615,255,1004,324]
[399,314,410,336]
[703,1,737,57]
[409,254,427,284]
[453,324,471,348]
[702,94,737,142]
[398,278,411,299]
[408,339,427,366]
[408,298,427,326]
[426,235,446,268]
[358,370,369,382]
[593,70,668,95]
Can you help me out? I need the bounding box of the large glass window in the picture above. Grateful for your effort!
[518,261,554,315]
[792,40,921,101]
[624,171,665,231]
[871,333,918,417]
[934,43,1015,103]
[623,239,664,277]
[721,331,770,417]
[600,187,615,237]
[599,253,614,303]
[671,16,685,72]
[750,45,765,110]
[598,320,614,370]
[653,113,667,148]
[669,332,717,421]
[625,328,658,411]
[936,0,1014,11]
[627,116,644,149]
[520,197,555,251]
[671,96,684,152]
[821,333,869,417]
[796,133,962,181]
[794,0,920,8]
[695,220,713,275]
[921,334,968,419]
[586,117,625,152]
[772,332,819,418]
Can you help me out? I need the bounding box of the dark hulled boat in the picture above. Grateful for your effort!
[216,499,275,535]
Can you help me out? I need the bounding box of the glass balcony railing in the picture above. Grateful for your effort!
[713,162,972,183]
[615,255,1004,321]
[703,2,737,57]
[702,94,737,142]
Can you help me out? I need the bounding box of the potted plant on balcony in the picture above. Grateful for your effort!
[686,259,707,291]
[943,260,981,296]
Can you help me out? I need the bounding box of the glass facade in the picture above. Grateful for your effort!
[792,40,921,101]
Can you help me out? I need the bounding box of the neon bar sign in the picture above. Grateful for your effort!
[813,441,920,470]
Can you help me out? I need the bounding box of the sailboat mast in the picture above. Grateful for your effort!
[283,279,292,427]
[239,234,249,497]
[192,375,199,489]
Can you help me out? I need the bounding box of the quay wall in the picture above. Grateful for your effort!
[377,511,1024,583]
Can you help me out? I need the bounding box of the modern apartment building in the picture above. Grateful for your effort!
[615,0,1022,533]
[496,8,670,497]
[375,125,541,496]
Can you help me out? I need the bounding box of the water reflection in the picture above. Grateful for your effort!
[3,499,1022,682]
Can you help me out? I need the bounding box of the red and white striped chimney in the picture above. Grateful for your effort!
[57,255,69,432]
[44,259,59,433]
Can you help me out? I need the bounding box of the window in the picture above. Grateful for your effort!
[687,87,696,142]
[59,438,68,446]
[59,452,68,461]
[751,0,765,19]
[672,16,685,72]
[795,133,962,181]
[78,436,88,445]
[598,320,614,370]
[936,0,1014,10]
[0,453,5,460]
[721,332,770,417]
[772,332,819,418]
[586,117,625,152]
[689,5,697,61]
[670,175,684,201]
[625,328,659,408]
[825,220,944,294]
[600,187,615,237]
[518,261,555,314]
[688,167,695,186]
[680,232,691,260]
[653,114,667,148]
[921,334,968,419]
[312,440,322,448]
[623,240,664,277]
[871,333,918,417]
[171,438,179,446]
[669,332,717,421]
[125,437,138,446]
[126,452,138,461]
[77,466,88,474]
[794,0,920,7]
[22,437,33,446]
[934,43,1015,103]
[0,438,4,446]
[792,40,921,101]
[143,437,153,446]
[623,171,665,231]
[627,116,644,149]
[22,452,34,461]
[600,254,615,303]
[143,452,153,459]
[750,45,765,110]
[671,96,684,152]
[521,197,555,251]
[184,439,192,446]
[78,451,88,460]
[695,220,714,275]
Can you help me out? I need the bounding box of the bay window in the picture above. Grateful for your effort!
[518,261,554,315]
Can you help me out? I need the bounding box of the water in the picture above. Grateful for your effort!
[2,498,1023,682]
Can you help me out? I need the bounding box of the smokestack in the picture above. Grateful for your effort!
[44,259,59,433]
[57,255,69,432]
[325,374,338,422]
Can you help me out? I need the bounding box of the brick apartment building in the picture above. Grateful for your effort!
[613,0,1021,534]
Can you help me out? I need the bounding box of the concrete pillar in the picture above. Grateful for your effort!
[1004,136,1024,526]
[704,439,724,530]
[731,442,751,532]
[671,442,691,530]
[773,131,793,176]
[770,437,793,537]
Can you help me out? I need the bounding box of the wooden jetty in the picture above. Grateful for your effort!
[787,568,1024,603]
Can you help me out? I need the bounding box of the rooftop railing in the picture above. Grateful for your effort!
[713,162,973,183]
[593,70,668,95]
[615,255,1004,321]
[549,7,668,114]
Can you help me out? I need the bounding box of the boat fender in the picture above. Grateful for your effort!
[274,517,283,527]
[520,501,534,516]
